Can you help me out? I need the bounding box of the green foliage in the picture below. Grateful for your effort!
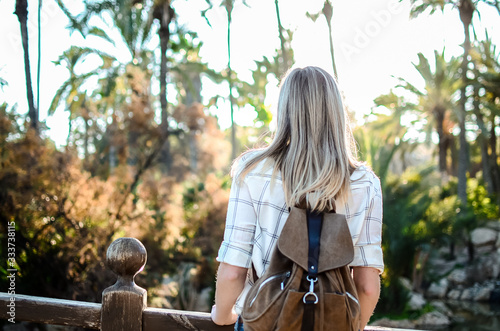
[368,17,500,315]
[0,75,7,90]
[0,112,115,301]
[0,101,232,305]
[422,176,499,247]
[375,165,500,315]
[375,276,434,321]
[467,177,499,220]
[235,58,276,127]
[419,193,458,242]
[167,174,230,290]
[381,168,434,281]
[5,0,499,321]
[374,277,410,319]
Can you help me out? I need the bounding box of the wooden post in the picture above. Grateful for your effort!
[101,237,147,331]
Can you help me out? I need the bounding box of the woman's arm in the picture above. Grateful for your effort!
[211,262,248,325]
[352,267,380,330]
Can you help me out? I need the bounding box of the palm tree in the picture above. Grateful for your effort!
[471,37,500,195]
[322,1,338,80]
[150,0,174,131]
[15,0,37,133]
[369,91,419,183]
[170,30,225,172]
[201,0,247,160]
[306,0,338,80]
[355,120,403,188]
[223,0,237,160]
[274,0,294,77]
[457,0,474,205]
[48,46,113,146]
[37,0,42,118]
[471,61,496,194]
[407,0,500,203]
[56,0,169,168]
[397,51,461,175]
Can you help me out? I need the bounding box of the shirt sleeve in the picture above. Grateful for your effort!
[216,178,257,269]
[350,174,384,274]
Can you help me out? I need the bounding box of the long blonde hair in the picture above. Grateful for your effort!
[234,66,359,212]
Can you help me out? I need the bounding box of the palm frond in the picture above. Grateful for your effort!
[396,77,425,96]
[48,80,71,115]
[408,0,446,18]
[483,0,500,15]
[56,0,87,36]
[88,27,115,46]
[413,53,433,85]
[306,11,321,22]
[0,77,7,90]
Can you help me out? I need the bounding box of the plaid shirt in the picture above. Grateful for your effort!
[216,159,384,312]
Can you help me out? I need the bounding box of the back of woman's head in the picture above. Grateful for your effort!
[236,66,359,211]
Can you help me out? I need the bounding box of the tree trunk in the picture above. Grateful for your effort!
[66,117,73,147]
[229,72,236,161]
[457,91,468,205]
[274,0,289,76]
[412,247,430,292]
[15,0,38,133]
[489,114,500,195]
[109,115,118,175]
[467,236,475,263]
[184,75,202,173]
[457,0,474,206]
[226,1,237,161]
[476,113,493,194]
[159,3,171,128]
[448,241,455,260]
[37,0,41,113]
[451,135,458,176]
[323,1,338,80]
[84,115,89,168]
[157,2,173,170]
[472,67,494,194]
[434,107,447,174]
[491,115,498,158]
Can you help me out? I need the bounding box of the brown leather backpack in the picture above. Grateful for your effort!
[241,207,361,331]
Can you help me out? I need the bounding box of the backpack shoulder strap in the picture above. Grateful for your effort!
[302,209,323,331]
[306,209,322,278]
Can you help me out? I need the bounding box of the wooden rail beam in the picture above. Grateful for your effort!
[0,293,101,329]
[0,237,419,331]
[143,307,234,331]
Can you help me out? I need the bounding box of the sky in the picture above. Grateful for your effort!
[0,0,499,146]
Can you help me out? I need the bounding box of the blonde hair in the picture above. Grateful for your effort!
[234,66,359,212]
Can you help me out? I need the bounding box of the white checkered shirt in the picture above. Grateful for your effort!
[216,159,384,313]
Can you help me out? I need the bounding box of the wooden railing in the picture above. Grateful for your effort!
[0,237,412,330]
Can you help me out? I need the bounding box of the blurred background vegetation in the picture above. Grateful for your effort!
[1,0,500,323]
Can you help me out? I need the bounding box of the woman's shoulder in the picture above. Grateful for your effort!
[232,150,276,178]
[350,164,381,189]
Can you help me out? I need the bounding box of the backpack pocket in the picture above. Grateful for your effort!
[242,270,291,327]
[275,290,307,330]
[247,271,291,307]
[322,292,348,331]
[275,291,349,331]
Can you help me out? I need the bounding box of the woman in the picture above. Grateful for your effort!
[211,66,383,330]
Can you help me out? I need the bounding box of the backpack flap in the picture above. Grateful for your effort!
[278,207,354,273]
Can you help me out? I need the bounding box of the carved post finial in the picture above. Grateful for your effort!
[106,237,147,285]
[101,237,147,331]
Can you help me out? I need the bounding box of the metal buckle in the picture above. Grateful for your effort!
[303,276,318,304]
